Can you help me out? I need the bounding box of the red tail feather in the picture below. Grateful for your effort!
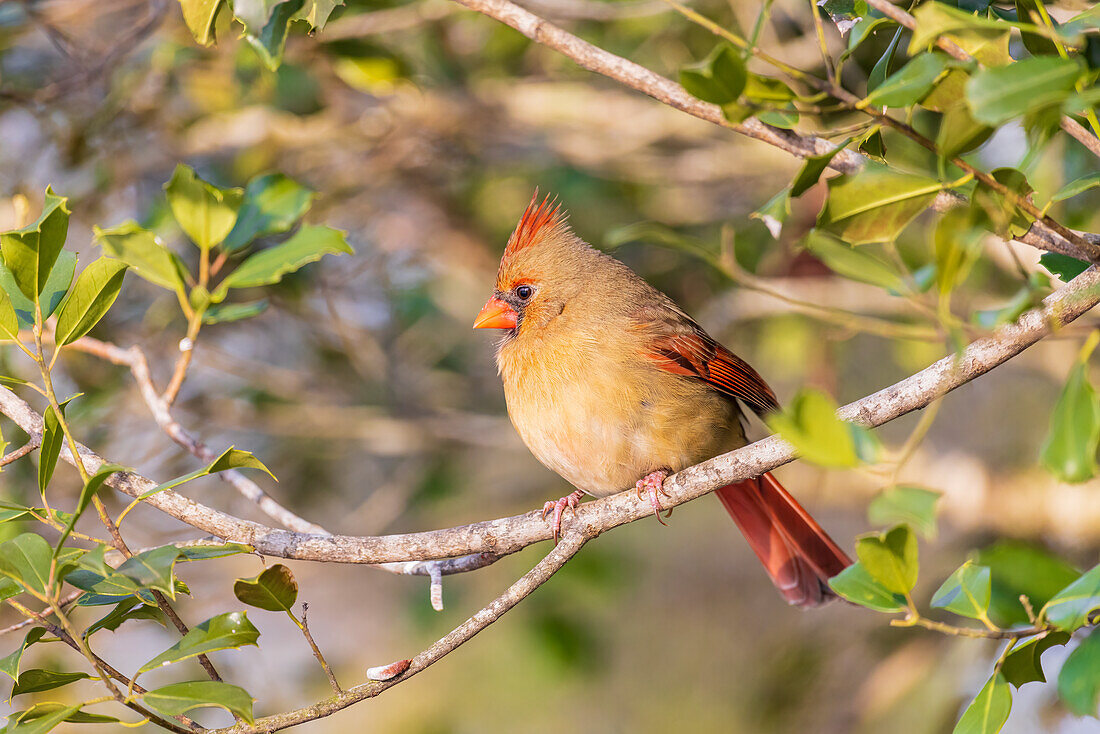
[715,472,851,607]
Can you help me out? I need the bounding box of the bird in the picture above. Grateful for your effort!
[473,191,852,606]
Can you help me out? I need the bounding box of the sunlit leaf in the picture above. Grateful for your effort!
[766,388,868,467]
[0,533,53,596]
[245,0,305,71]
[94,222,189,292]
[0,628,46,681]
[84,598,166,638]
[178,0,224,45]
[0,282,18,341]
[931,561,991,620]
[855,525,917,595]
[1050,173,1100,203]
[936,103,992,159]
[5,704,80,734]
[222,174,316,252]
[136,446,275,503]
[966,56,1082,126]
[1041,565,1100,632]
[818,164,941,245]
[115,545,183,598]
[11,669,90,696]
[179,543,254,561]
[977,542,1079,627]
[143,681,255,724]
[293,0,344,28]
[202,299,269,325]
[37,397,75,498]
[0,251,77,328]
[233,564,298,612]
[0,188,70,303]
[862,52,951,108]
[867,485,941,539]
[791,140,850,198]
[165,165,243,251]
[138,611,260,674]
[953,673,1011,734]
[827,561,907,612]
[1058,627,1100,716]
[214,224,352,299]
[53,259,128,347]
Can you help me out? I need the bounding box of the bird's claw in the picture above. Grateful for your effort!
[541,490,584,543]
[635,470,672,526]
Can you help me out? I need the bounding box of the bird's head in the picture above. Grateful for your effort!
[473,190,591,336]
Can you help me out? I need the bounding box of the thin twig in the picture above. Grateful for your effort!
[299,603,341,694]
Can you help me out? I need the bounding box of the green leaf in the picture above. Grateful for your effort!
[934,207,984,295]
[1039,253,1089,282]
[953,673,1012,734]
[751,188,792,239]
[53,259,128,347]
[862,52,951,108]
[855,525,918,595]
[818,163,941,245]
[1000,631,1069,688]
[5,704,80,734]
[179,543,254,561]
[791,140,850,198]
[766,388,862,467]
[233,0,287,33]
[1040,357,1100,483]
[202,299,269,325]
[136,446,275,503]
[84,598,166,638]
[965,56,1082,126]
[178,0,224,45]
[0,251,78,328]
[245,0,305,71]
[977,542,1079,627]
[142,681,255,724]
[0,533,53,596]
[679,44,747,106]
[1050,173,1100,203]
[867,485,941,539]
[94,222,189,293]
[54,464,125,554]
[1041,565,1100,632]
[214,224,352,298]
[11,669,90,696]
[931,561,991,620]
[222,174,316,252]
[804,230,907,292]
[115,545,183,598]
[165,165,243,252]
[233,564,298,612]
[827,561,908,612]
[38,397,74,497]
[293,0,343,29]
[0,189,70,304]
[8,704,118,726]
[867,26,903,93]
[0,282,18,341]
[0,628,46,681]
[138,611,260,674]
[936,103,993,159]
[1058,627,1100,716]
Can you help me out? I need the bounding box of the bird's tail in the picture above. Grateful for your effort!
[715,472,851,607]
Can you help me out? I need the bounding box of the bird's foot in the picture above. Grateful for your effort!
[541,490,585,543]
[635,470,673,525]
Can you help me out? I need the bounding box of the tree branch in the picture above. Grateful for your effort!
[440,0,1100,262]
[1,266,1096,570]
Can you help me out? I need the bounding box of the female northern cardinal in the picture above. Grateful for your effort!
[474,192,852,606]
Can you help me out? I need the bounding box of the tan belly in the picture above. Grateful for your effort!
[502,356,745,497]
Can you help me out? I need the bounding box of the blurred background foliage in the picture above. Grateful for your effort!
[1,0,1100,730]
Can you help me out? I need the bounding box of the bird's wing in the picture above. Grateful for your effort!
[636,304,780,417]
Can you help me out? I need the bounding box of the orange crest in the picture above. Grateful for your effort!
[503,189,567,260]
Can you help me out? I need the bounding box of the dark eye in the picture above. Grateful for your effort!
[515,285,533,301]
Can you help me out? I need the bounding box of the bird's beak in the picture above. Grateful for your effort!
[473,296,518,329]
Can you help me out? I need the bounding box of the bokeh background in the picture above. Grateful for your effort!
[1,0,1100,731]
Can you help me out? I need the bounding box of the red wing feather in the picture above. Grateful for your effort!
[645,328,780,417]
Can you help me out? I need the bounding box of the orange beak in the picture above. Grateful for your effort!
[473,296,518,330]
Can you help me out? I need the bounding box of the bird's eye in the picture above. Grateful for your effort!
[515,285,533,301]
